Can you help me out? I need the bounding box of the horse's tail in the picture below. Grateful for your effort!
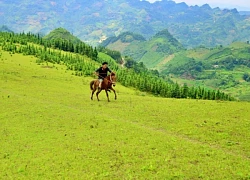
[90,80,95,90]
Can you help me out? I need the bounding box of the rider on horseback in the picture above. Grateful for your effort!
[95,62,113,90]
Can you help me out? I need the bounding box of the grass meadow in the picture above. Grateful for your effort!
[1,50,250,179]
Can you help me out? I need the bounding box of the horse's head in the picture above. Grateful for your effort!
[110,72,116,87]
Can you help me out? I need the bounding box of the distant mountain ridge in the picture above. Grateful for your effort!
[239,11,250,15]
[0,25,13,33]
[1,0,250,47]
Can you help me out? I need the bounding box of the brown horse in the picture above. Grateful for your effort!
[90,72,117,102]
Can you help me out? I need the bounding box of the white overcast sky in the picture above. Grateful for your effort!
[147,0,250,11]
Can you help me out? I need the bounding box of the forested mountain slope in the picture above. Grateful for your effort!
[1,0,250,47]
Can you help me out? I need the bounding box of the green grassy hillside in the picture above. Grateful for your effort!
[159,42,250,101]
[1,47,250,179]
[43,28,82,44]
[103,29,184,68]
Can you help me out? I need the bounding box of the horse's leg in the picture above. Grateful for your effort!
[105,89,110,102]
[96,89,102,101]
[110,87,117,100]
[91,88,96,100]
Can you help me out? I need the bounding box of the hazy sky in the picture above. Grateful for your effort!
[147,0,250,11]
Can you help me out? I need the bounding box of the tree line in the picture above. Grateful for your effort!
[1,32,98,61]
[0,32,235,101]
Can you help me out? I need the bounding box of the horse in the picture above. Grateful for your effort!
[90,72,117,102]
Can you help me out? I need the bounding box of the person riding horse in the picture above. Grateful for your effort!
[90,62,117,102]
[95,62,113,91]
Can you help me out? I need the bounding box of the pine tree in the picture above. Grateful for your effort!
[182,83,189,98]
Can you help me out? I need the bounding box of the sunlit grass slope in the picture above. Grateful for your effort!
[1,50,250,179]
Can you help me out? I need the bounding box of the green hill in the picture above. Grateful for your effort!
[101,31,146,47]
[43,28,82,44]
[103,29,184,68]
[100,31,146,55]
[159,42,250,101]
[1,44,250,179]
